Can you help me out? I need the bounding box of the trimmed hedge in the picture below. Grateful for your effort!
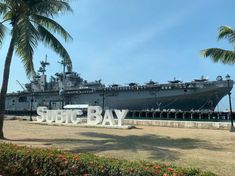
[0,143,216,176]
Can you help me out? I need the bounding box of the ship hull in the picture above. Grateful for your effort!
[69,81,230,111]
[5,80,233,112]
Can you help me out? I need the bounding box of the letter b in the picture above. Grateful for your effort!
[87,106,103,125]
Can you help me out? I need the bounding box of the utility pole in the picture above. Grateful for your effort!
[225,74,235,132]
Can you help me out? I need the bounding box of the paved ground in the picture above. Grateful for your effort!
[1,119,235,176]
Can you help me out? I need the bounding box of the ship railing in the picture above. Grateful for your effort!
[95,81,212,92]
[127,109,231,122]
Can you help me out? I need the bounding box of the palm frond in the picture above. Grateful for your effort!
[30,0,73,17]
[0,2,8,16]
[217,26,235,44]
[32,14,72,41]
[0,23,6,45]
[0,0,73,75]
[15,18,38,77]
[0,2,11,22]
[37,24,72,71]
[201,48,235,64]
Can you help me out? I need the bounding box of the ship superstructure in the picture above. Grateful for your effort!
[5,58,234,113]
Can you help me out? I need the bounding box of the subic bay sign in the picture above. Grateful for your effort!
[36,106,128,127]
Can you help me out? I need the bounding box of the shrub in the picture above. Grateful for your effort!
[0,143,217,176]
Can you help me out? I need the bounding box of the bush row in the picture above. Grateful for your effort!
[0,143,216,176]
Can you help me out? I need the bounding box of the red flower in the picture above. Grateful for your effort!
[73,156,79,161]
[163,173,169,176]
[155,165,161,169]
[167,167,174,172]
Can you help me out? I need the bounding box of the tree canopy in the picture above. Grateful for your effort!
[0,0,73,77]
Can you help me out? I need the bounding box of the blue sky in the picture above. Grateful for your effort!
[0,0,235,110]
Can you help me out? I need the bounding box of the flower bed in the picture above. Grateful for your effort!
[0,143,216,176]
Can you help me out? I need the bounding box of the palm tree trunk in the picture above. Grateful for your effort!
[0,35,15,139]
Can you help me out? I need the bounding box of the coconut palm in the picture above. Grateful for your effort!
[201,26,235,64]
[0,0,73,139]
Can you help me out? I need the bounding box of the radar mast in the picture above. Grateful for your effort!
[38,55,50,75]
[58,59,67,77]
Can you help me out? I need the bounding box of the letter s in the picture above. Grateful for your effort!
[36,106,48,122]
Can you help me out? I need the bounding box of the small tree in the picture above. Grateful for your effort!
[0,0,73,139]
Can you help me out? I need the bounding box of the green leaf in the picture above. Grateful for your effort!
[37,24,72,71]
[32,14,72,42]
[201,48,235,64]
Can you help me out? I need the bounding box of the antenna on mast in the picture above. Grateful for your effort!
[38,55,50,75]
[58,59,67,76]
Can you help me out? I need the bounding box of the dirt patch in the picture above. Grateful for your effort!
[1,120,235,176]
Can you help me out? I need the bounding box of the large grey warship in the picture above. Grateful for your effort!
[5,58,234,114]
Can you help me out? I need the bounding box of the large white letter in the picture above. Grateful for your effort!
[87,106,103,125]
[36,106,48,122]
[46,110,56,123]
[115,109,128,126]
[70,110,83,124]
[102,110,115,126]
[55,110,67,124]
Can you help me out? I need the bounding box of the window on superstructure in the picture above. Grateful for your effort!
[19,96,27,102]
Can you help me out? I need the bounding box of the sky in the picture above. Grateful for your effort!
[0,0,235,110]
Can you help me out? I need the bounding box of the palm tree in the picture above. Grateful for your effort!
[0,0,73,139]
[201,26,235,64]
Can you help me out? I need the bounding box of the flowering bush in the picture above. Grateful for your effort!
[0,143,216,176]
